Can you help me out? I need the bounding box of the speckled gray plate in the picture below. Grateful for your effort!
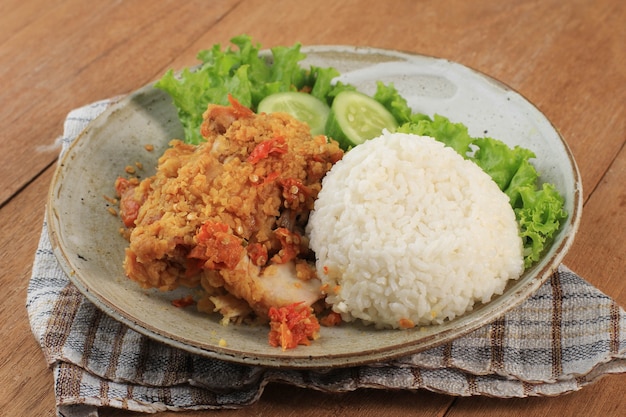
[47,46,582,369]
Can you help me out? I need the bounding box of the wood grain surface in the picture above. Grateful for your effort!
[1,1,624,416]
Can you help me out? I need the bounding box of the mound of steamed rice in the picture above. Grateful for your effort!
[307,132,524,329]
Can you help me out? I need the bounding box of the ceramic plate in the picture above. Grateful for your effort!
[47,46,582,368]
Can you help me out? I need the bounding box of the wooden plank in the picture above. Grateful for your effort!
[0,0,65,42]
[564,142,626,303]
[0,0,240,205]
[0,167,57,416]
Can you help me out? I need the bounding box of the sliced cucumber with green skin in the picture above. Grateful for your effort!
[257,92,330,136]
[326,90,398,150]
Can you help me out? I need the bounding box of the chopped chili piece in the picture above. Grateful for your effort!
[189,221,244,270]
[247,136,288,164]
[171,295,195,308]
[268,302,320,350]
[227,94,255,118]
[271,227,302,264]
[398,318,415,329]
[114,177,141,227]
[247,242,268,266]
[319,311,342,327]
[278,177,311,209]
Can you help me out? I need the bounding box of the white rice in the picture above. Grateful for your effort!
[307,132,524,328]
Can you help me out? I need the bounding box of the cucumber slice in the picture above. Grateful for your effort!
[326,90,398,150]
[257,92,330,135]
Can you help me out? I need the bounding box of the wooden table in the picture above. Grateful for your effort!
[2,0,625,415]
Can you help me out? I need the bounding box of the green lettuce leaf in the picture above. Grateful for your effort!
[516,183,568,267]
[309,66,346,104]
[397,115,473,156]
[154,34,341,144]
[373,81,413,124]
[504,158,539,210]
[471,137,536,191]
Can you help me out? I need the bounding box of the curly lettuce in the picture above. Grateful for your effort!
[154,34,343,144]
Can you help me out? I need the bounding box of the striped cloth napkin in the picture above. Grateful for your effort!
[27,100,626,417]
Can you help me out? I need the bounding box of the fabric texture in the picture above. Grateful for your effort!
[27,100,626,416]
